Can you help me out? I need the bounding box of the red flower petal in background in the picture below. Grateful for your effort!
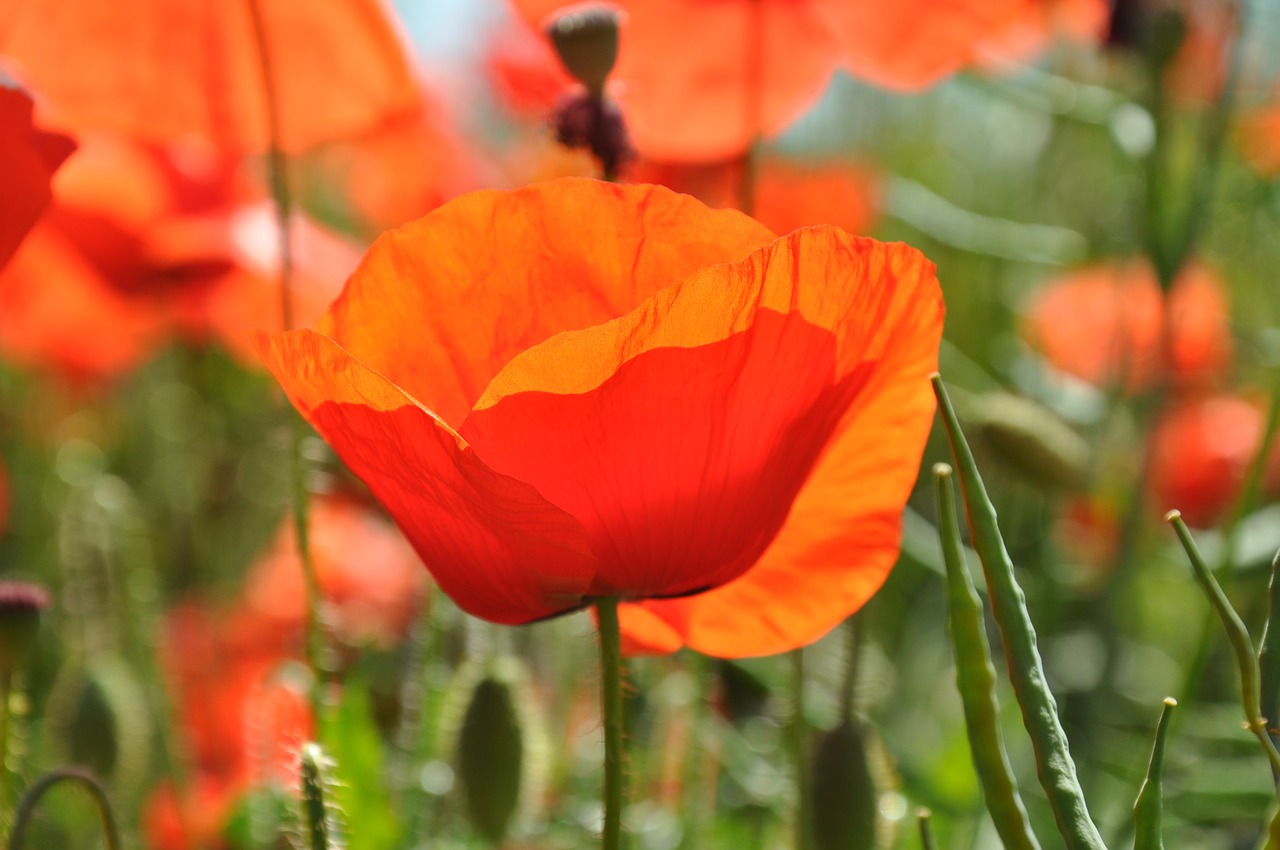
[629,156,879,237]
[1021,259,1233,393]
[1147,395,1268,528]
[0,86,75,268]
[258,178,943,654]
[1240,98,1280,176]
[0,0,419,152]
[0,136,360,381]
[242,495,427,648]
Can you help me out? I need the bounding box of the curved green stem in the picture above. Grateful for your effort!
[790,648,812,850]
[1167,513,1280,779]
[8,769,122,850]
[244,0,323,711]
[595,598,625,850]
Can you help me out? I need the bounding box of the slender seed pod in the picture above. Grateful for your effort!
[934,464,1041,850]
[1167,512,1280,774]
[931,375,1106,850]
[1132,698,1176,850]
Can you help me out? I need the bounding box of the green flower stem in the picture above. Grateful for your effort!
[0,672,10,825]
[1167,512,1280,777]
[595,598,625,850]
[300,743,335,850]
[8,769,122,850]
[931,375,1105,850]
[1132,698,1176,850]
[790,648,812,850]
[244,0,323,713]
[917,809,938,850]
[1260,544,1280,761]
[933,464,1041,850]
[1263,803,1280,850]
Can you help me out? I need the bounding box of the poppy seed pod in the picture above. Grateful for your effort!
[0,582,50,675]
[547,5,620,97]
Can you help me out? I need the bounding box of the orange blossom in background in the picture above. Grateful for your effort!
[257,178,943,658]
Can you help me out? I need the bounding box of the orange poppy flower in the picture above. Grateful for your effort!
[0,136,360,380]
[1240,98,1280,176]
[257,178,943,656]
[1021,259,1233,392]
[630,156,880,237]
[513,0,1106,161]
[0,0,420,152]
[242,495,427,648]
[1147,394,1278,529]
[0,85,76,269]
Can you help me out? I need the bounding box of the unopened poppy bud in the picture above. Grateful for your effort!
[973,392,1089,492]
[0,582,49,674]
[454,669,526,845]
[547,5,620,97]
[810,719,891,850]
[552,89,634,179]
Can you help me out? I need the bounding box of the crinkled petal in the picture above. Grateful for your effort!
[319,178,774,426]
[460,227,941,614]
[255,328,599,624]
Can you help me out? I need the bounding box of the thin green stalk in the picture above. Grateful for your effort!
[8,769,122,850]
[791,648,812,850]
[837,616,862,723]
[679,654,712,850]
[1260,545,1280,762]
[1167,512,1280,778]
[931,375,1106,850]
[244,0,323,712]
[596,598,625,850]
[0,672,9,824]
[917,809,938,850]
[1132,698,1177,850]
[934,465,1041,850]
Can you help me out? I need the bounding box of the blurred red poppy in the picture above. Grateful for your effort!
[1240,99,1280,176]
[0,136,360,380]
[242,495,427,648]
[257,178,943,656]
[0,86,76,268]
[1147,394,1279,528]
[0,0,420,152]
[513,0,1106,161]
[1022,259,1233,393]
[630,156,880,237]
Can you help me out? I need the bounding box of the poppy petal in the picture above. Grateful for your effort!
[0,87,75,268]
[0,0,419,152]
[459,227,940,609]
[255,328,599,624]
[317,178,775,426]
[619,234,944,657]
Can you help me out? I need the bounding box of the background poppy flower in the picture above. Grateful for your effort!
[513,0,1106,161]
[0,0,420,152]
[1021,259,1233,392]
[0,85,76,268]
[257,178,942,655]
[0,136,360,380]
